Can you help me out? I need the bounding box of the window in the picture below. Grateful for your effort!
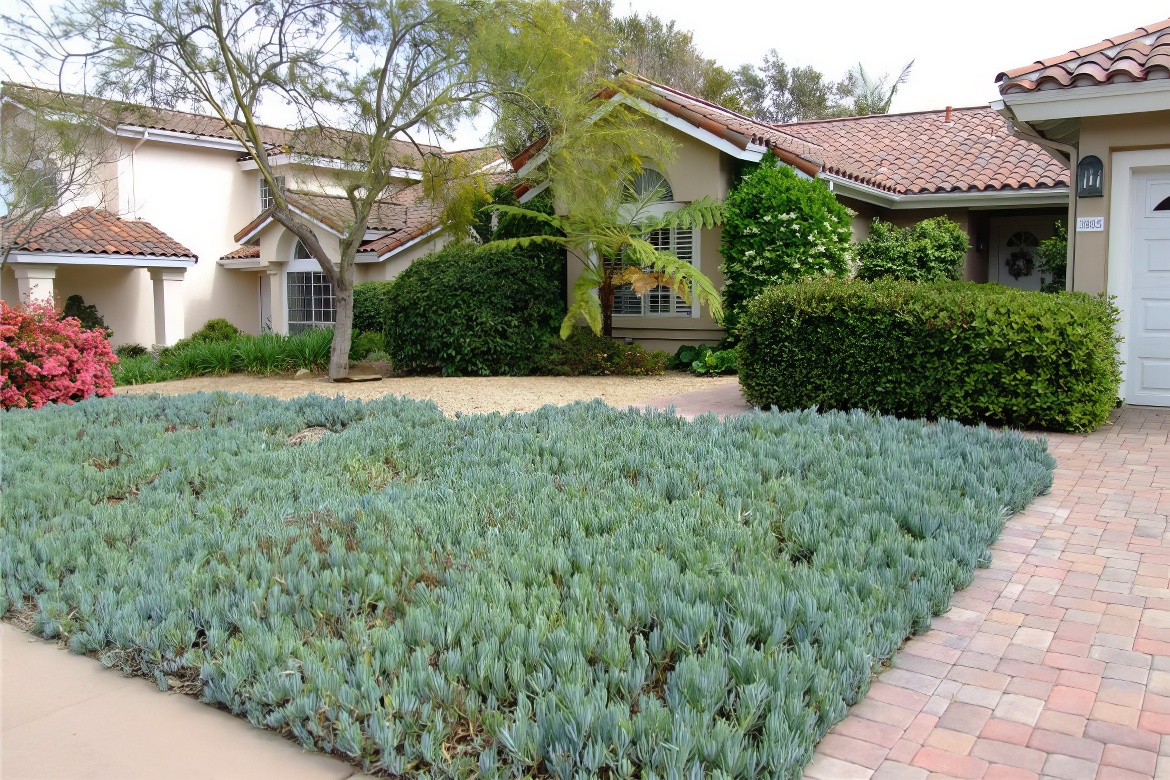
[611,226,697,318]
[260,176,285,210]
[1155,196,1170,213]
[287,241,334,334]
[624,169,673,202]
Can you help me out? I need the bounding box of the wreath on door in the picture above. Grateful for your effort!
[1005,231,1039,280]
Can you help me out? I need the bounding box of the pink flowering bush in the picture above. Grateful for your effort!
[1,299,117,409]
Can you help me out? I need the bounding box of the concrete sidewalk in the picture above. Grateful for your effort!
[1,623,361,780]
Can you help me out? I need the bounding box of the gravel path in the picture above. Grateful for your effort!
[115,373,739,416]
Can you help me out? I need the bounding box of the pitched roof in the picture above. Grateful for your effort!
[220,245,260,261]
[1,82,443,165]
[2,207,197,258]
[777,107,1069,195]
[510,74,824,177]
[997,19,1170,94]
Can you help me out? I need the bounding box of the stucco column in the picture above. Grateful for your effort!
[266,265,287,334]
[12,264,56,305]
[149,268,187,347]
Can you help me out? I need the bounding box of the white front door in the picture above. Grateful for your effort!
[1127,173,1170,406]
[990,216,1057,291]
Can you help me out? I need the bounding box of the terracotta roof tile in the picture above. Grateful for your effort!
[220,245,260,261]
[998,18,1170,94]
[774,106,1069,195]
[2,207,197,258]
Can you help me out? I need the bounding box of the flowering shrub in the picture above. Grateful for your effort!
[720,157,854,332]
[1,299,117,409]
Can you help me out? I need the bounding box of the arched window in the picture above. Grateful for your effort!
[1155,196,1170,212]
[287,241,335,333]
[624,169,673,202]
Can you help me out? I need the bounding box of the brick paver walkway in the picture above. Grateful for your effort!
[802,405,1170,780]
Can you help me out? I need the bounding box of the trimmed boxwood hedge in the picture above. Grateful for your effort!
[738,278,1121,432]
[383,242,563,376]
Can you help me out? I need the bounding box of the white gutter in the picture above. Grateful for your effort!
[4,251,197,268]
[822,172,1069,209]
[235,206,343,244]
[238,153,423,180]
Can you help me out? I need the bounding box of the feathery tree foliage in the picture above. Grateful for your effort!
[2,393,1055,777]
[2,0,591,379]
[490,183,723,338]
[841,60,915,116]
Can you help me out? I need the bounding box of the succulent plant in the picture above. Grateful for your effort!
[1,394,1054,778]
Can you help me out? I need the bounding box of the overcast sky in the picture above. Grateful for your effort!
[447,1,1167,148]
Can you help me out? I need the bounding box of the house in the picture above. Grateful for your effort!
[0,84,488,346]
[994,18,1170,406]
[511,74,1071,351]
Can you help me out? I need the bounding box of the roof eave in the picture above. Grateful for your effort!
[822,172,1070,209]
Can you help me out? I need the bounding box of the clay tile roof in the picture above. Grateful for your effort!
[997,18,1170,94]
[1,82,442,165]
[220,245,260,261]
[2,207,197,258]
[775,106,1069,195]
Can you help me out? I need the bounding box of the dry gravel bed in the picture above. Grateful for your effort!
[116,372,738,416]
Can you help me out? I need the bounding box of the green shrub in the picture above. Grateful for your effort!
[855,217,969,282]
[114,343,148,359]
[352,281,394,333]
[110,353,178,385]
[112,329,336,385]
[672,344,738,375]
[348,330,386,362]
[720,158,854,331]
[1037,222,1068,293]
[60,294,111,337]
[1,393,1054,777]
[384,242,563,376]
[738,278,1121,432]
[189,318,241,342]
[539,330,669,375]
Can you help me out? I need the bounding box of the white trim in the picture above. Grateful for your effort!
[235,206,344,244]
[114,124,245,152]
[375,227,442,261]
[821,172,1070,209]
[238,153,422,180]
[1107,149,1170,402]
[517,180,550,204]
[515,91,768,179]
[3,251,196,268]
[218,256,265,270]
[999,80,1170,123]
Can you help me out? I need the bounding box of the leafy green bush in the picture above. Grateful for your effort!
[1037,222,1068,293]
[384,242,563,376]
[349,331,386,362]
[738,278,1121,432]
[720,158,854,330]
[352,282,394,334]
[160,318,243,358]
[114,343,148,359]
[539,330,669,375]
[1,393,1054,777]
[855,217,969,282]
[673,344,738,375]
[60,294,111,337]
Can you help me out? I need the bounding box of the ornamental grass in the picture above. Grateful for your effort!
[1,393,1054,778]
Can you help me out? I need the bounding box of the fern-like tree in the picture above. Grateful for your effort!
[490,182,723,338]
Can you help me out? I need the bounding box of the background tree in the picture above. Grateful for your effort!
[840,60,914,115]
[4,0,550,379]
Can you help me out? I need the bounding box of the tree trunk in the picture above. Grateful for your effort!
[329,278,354,380]
[599,275,615,339]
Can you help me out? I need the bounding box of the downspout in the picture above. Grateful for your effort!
[125,128,150,219]
[996,103,1078,291]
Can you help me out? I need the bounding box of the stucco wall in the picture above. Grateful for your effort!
[1071,110,1170,295]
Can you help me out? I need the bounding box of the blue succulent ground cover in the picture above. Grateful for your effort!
[1,393,1054,778]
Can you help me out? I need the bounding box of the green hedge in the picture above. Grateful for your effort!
[738,278,1121,432]
[352,281,394,334]
[384,242,563,376]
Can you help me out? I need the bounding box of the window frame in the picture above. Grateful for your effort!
[260,175,285,211]
[285,241,335,334]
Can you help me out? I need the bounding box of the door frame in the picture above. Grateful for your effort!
[1106,150,1170,402]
